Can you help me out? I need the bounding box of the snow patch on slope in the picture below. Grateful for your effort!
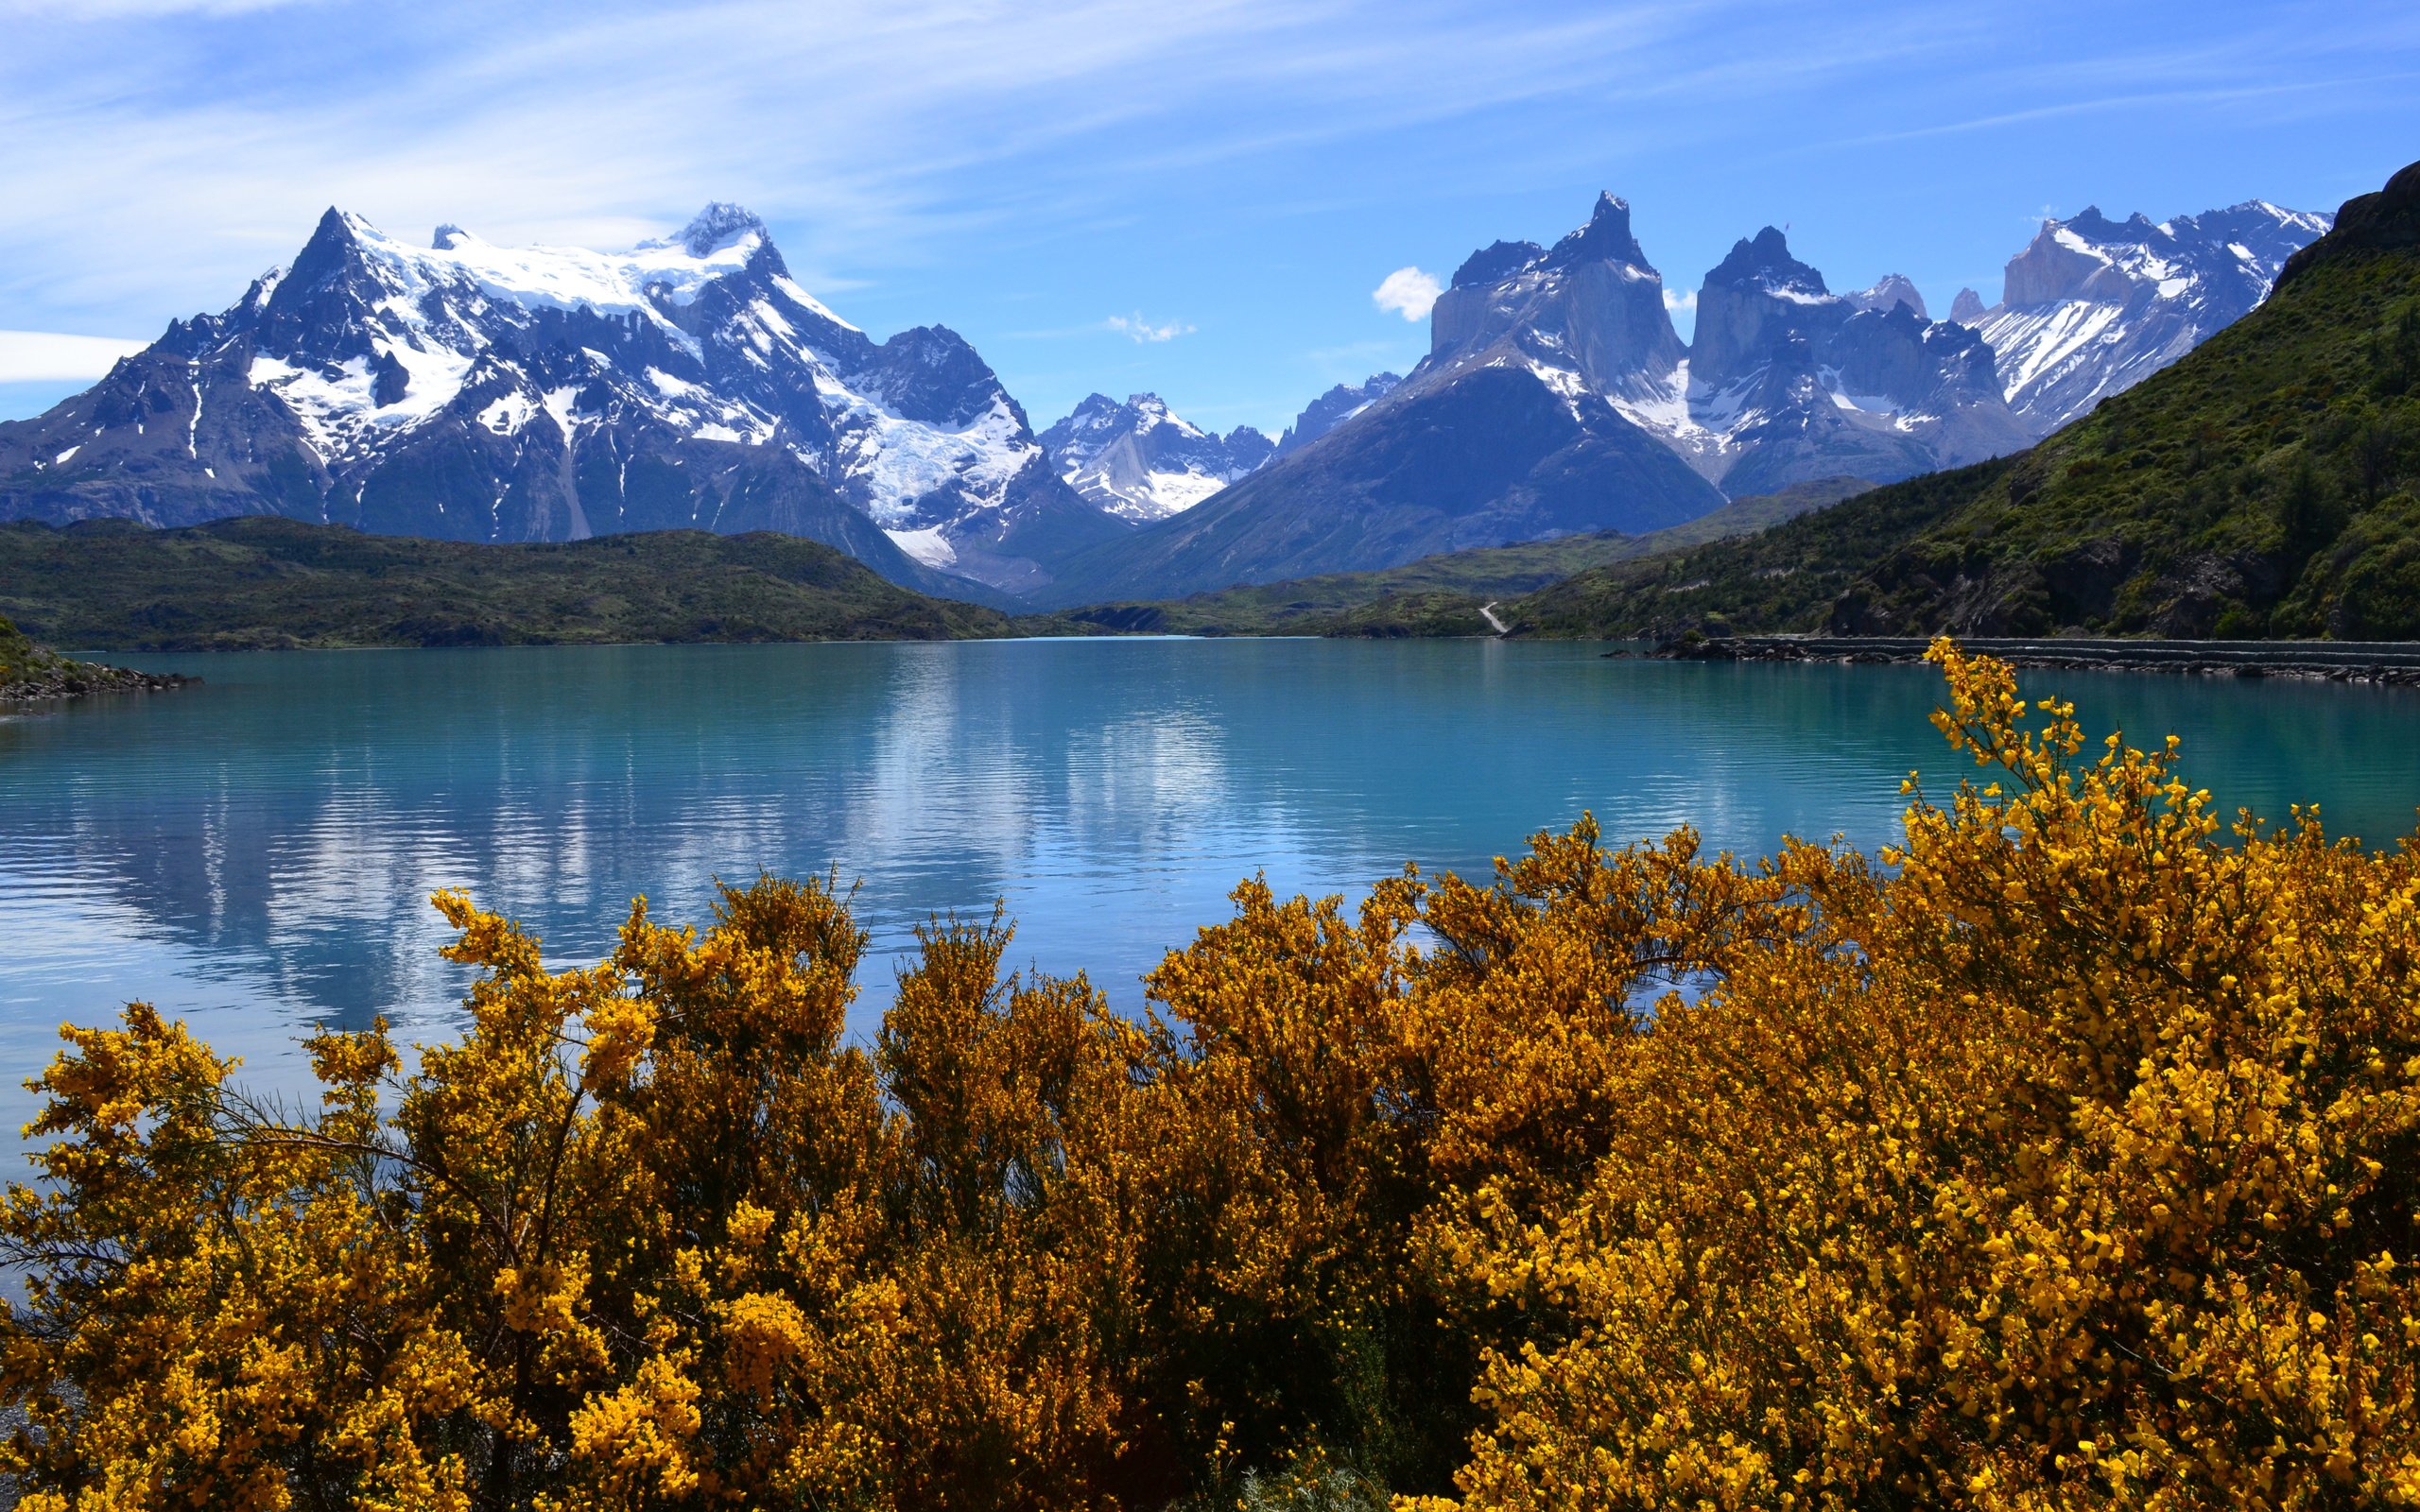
[886,525,959,568]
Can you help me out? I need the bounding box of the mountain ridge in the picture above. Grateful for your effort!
[1501,159,2420,642]
[0,188,2335,610]
[0,203,1125,598]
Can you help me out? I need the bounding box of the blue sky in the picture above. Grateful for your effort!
[2,0,2415,434]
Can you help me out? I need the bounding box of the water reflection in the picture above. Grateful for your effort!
[2,642,2416,1144]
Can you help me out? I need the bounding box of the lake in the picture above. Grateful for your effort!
[4,638,2417,1144]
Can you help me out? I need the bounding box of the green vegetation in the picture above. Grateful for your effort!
[1062,478,1870,636]
[0,610,45,684]
[1508,460,2014,638]
[1507,161,2420,641]
[0,516,1016,649]
[0,484,1871,652]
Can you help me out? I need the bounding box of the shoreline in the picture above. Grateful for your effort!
[1642,635,2420,687]
[1,660,196,706]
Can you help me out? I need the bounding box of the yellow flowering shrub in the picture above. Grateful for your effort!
[1415,644,2420,1512]
[1,642,2413,1510]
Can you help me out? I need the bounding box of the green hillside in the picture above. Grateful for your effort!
[0,610,54,686]
[1063,477,1870,636]
[1509,159,2420,641]
[0,517,1016,650]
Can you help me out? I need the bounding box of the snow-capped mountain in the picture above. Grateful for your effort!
[0,203,1126,595]
[1270,373,1400,458]
[1959,201,2332,434]
[1038,393,1272,521]
[1410,195,2030,498]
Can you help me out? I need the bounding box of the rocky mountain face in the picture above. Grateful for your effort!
[1958,201,2332,434]
[1038,393,1271,522]
[1424,195,1689,418]
[0,204,1127,597]
[1671,228,2035,498]
[1290,191,2329,524]
[1356,197,2038,504]
[1032,198,1729,605]
[1271,374,1400,458]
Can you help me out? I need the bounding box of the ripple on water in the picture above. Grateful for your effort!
[2,641,2417,1172]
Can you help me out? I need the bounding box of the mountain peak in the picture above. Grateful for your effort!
[431,223,475,250]
[280,207,385,296]
[302,206,372,249]
[1544,191,1651,272]
[1709,226,1828,298]
[675,201,768,258]
[1845,272,1928,319]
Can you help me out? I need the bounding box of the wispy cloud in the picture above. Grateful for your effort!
[1,0,2413,429]
[0,330,147,381]
[0,0,1874,327]
[1106,314,1194,343]
[1661,288,1696,314]
[1810,70,2420,154]
[1371,266,1443,320]
[7,2,2399,335]
[1,0,320,12]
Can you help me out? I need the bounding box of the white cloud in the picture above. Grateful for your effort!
[0,329,147,381]
[1662,288,1697,313]
[1106,314,1194,343]
[1371,266,1443,321]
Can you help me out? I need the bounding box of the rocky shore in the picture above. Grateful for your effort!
[1645,634,2420,687]
[2,659,194,704]
[1,613,194,704]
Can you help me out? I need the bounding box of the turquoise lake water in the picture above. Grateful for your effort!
[4,638,2417,1144]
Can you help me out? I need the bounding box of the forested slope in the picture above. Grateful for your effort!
[0,517,1016,649]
